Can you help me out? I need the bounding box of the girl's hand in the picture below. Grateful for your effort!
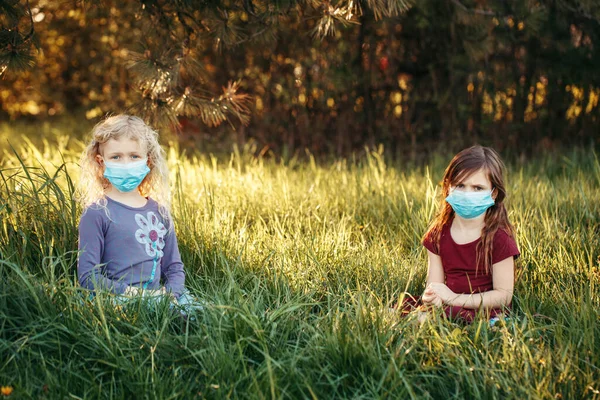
[142,288,167,297]
[124,286,140,296]
[124,286,169,298]
[161,287,178,304]
[422,286,443,308]
[427,282,456,305]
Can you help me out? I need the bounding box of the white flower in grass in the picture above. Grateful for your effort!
[135,211,167,258]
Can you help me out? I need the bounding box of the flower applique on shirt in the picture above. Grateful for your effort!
[134,211,167,258]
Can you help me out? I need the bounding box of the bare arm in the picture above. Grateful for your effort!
[425,250,445,286]
[429,256,515,309]
[422,250,445,306]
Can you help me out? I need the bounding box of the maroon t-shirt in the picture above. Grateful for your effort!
[421,222,520,322]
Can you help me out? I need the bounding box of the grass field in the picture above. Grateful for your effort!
[0,132,599,399]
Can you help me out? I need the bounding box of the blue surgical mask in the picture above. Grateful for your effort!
[103,159,150,192]
[445,189,495,219]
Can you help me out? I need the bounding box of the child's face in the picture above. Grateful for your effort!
[452,169,495,197]
[96,137,147,166]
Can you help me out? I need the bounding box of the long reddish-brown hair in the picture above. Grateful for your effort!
[423,146,515,274]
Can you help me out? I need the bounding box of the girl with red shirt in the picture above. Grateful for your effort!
[405,146,520,323]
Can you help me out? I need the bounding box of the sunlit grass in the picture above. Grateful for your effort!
[0,132,599,398]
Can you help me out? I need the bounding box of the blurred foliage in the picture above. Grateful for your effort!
[1,0,599,157]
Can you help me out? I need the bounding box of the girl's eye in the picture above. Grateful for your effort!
[456,184,464,188]
[110,156,120,160]
[132,155,140,159]
[475,186,483,191]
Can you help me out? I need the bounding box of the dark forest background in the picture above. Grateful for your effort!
[2,0,599,158]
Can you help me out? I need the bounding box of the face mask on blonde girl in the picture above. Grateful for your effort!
[76,115,202,314]
[399,146,520,325]
[97,137,151,195]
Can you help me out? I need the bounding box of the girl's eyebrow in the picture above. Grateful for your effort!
[455,181,488,187]
[106,151,141,155]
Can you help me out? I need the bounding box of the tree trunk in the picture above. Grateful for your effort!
[358,10,375,148]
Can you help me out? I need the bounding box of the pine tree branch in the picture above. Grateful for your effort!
[557,0,600,22]
[175,9,211,33]
[243,0,257,16]
[450,0,496,16]
[176,11,195,38]
[21,0,35,43]
[140,0,175,37]
[232,24,271,46]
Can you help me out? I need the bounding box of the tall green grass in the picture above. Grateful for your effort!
[1,137,599,399]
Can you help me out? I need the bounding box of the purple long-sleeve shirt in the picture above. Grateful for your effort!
[77,197,185,298]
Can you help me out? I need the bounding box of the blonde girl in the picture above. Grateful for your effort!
[77,115,190,302]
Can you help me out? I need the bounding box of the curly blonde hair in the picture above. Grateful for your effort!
[78,115,171,220]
